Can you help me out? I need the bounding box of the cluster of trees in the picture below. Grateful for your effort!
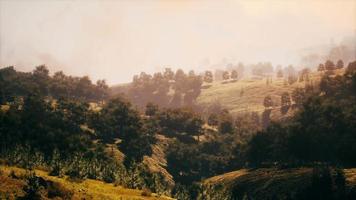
[213,62,245,81]
[251,62,274,76]
[207,69,241,83]
[318,59,344,72]
[0,66,109,103]
[149,107,261,187]
[221,70,239,81]
[248,61,356,167]
[127,68,203,109]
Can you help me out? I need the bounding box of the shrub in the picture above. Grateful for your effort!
[47,182,74,199]
[141,188,152,197]
[22,171,43,200]
[9,170,18,179]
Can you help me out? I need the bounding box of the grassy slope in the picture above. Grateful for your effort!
[202,167,356,199]
[0,165,174,200]
[143,134,175,188]
[110,71,340,117]
[197,72,323,115]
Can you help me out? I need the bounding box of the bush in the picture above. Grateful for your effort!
[141,188,152,197]
[47,182,73,199]
[9,170,18,179]
[22,171,43,200]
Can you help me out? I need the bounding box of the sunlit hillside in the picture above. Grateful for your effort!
[197,72,324,115]
[201,167,356,199]
[0,166,173,200]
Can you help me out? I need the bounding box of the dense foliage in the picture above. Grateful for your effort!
[0,65,109,103]
[127,68,203,109]
[1,61,356,199]
[0,67,162,193]
[247,61,356,167]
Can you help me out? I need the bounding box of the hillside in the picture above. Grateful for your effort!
[200,167,356,200]
[0,165,174,200]
[197,72,324,115]
[110,70,345,117]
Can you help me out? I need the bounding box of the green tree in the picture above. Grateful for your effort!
[231,70,238,80]
[263,95,273,109]
[325,60,336,71]
[222,71,230,80]
[277,69,283,78]
[218,110,234,134]
[204,71,213,83]
[318,63,325,71]
[145,102,159,116]
[336,59,344,69]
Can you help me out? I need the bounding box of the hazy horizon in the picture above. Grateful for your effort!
[1,0,355,85]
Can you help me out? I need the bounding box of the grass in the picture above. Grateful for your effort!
[197,72,323,115]
[202,167,356,199]
[0,165,174,200]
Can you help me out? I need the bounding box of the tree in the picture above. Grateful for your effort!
[33,65,50,95]
[222,71,230,80]
[163,68,174,80]
[263,95,273,109]
[231,70,238,80]
[218,110,234,134]
[280,92,291,114]
[277,70,283,78]
[203,71,213,83]
[291,88,306,106]
[207,113,219,126]
[299,68,310,82]
[96,79,109,101]
[246,131,271,166]
[145,102,159,116]
[325,60,336,71]
[318,64,325,71]
[158,107,203,139]
[336,59,344,69]
[89,97,154,165]
[346,61,356,75]
[281,92,291,107]
[285,65,296,77]
[174,69,186,92]
[288,74,298,85]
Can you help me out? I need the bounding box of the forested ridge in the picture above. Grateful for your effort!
[1,60,356,199]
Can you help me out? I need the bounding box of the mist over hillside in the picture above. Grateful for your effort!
[1,0,356,199]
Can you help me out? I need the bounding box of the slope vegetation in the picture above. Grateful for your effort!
[197,72,324,115]
[0,166,173,200]
[201,167,356,200]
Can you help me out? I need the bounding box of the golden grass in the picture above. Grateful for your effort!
[204,167,356,190]
[0,165,174,200]
[0,104,10,112]
[203,169,248,185]
[197,72,323,115]
[143,134,175,188]
[344,168,356,187]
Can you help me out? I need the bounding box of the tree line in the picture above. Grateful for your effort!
[127,68,204,109]
[0,65,109,103]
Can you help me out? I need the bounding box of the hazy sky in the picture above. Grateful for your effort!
[1,0,355,84]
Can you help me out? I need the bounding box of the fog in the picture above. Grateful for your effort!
[0,0,355,84]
